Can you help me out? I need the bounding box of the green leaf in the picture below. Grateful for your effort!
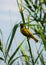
[5,24,19,60]
[40,54,45,65]
[24,0,29,5]
[0,40,3,52]
[40,32,46,50]
[20,47,29,62]
[34,49,43,64]
[0,57,4,61]
[24,0,34,12]
[20,47,30,65]
[9,55,29,65]
[8,39,25,64]
[0,47,3,52]
[0,29,3,38]
[5,30,12,50]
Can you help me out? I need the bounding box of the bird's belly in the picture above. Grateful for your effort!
[21,29,31,37]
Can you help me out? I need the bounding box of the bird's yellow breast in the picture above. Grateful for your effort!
[20,27,33,37]
[20,24,38,42]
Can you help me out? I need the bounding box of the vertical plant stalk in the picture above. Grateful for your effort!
[27,38,34,65]
[17,0,25,24]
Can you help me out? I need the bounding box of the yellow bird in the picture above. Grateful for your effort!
[20,24,38,42]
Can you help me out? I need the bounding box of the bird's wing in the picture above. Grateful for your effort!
[26,28,34,37]
[21,27,38,42]
[21,27,33,37]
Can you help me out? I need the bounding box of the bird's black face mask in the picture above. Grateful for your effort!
[20,24,25,28]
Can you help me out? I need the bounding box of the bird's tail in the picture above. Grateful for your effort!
[32,36,38,42]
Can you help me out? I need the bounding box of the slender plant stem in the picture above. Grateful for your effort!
[27,38,34,65]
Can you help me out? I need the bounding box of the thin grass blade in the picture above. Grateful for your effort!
[0,57,4,61]
[9,55,30,65]
[34,49,43,64]
[5,24,19,60]
[8,39,25,64]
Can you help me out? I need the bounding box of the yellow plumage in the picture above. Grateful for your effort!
[20,24,38,42]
